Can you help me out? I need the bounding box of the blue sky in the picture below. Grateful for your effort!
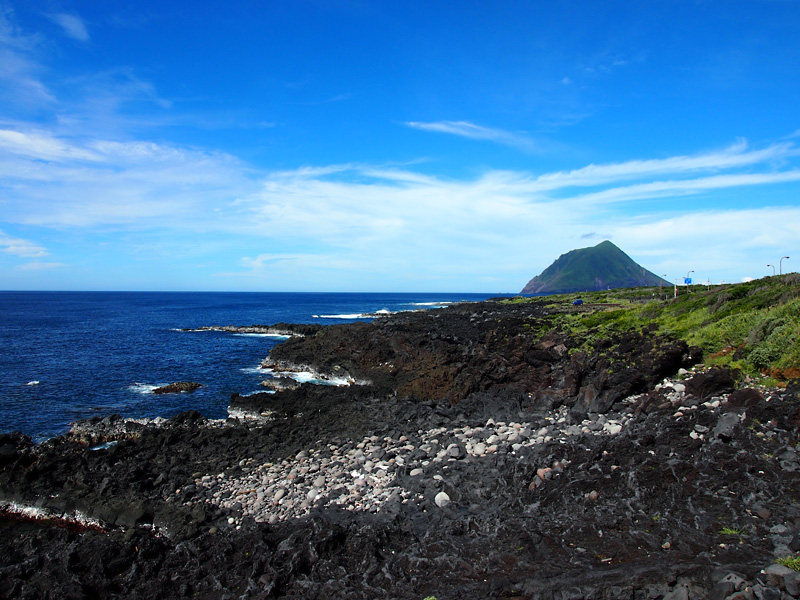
[1,1,799,292]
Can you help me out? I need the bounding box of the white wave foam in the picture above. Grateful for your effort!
[282,371,355,387]
[314,308,394,319]
[89,441,119,451]
[236,390,276,397]
[406,301,453,307]
[1,501,104,530]
[227,407,275,421]
[240,366,269,375]
[128,383,160,395]
[26,380,40,386]
[233,333,291,339]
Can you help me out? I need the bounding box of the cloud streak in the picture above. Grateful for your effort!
[405,120,539,151]
[47,13,89,42]
[530,140,797,190]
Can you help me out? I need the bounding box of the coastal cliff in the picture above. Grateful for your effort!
[1,278,800,599]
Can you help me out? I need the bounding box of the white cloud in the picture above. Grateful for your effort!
[47,13,89,42]
[218,147,800,287]
[1,119,798,289]
[0,130,256,228]
[0,229,48,258]
[606,207,800,283]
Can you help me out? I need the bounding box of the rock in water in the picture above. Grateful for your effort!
[153,382,203,394]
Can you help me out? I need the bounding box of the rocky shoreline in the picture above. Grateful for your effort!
[2,298,800,599]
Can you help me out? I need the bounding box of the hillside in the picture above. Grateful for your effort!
[521,240,669,294]
[511,272,800,382]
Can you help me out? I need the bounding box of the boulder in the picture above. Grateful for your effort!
[726,388,764,411]
[153,382,203,394]
[685,368,736,400]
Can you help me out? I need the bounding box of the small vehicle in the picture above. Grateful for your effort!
[572,298,583,306]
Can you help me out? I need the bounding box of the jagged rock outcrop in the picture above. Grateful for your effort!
[254,299,698,418]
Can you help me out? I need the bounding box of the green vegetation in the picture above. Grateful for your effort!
[719,526,746,536]
[777,555,800,571]
[507,274,800,382]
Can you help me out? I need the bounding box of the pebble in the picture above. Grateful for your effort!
[183,394,680,525]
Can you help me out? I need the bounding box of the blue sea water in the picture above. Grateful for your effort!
[0,292,497,441]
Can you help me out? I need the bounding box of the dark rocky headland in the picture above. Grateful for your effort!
[2,279,800,599]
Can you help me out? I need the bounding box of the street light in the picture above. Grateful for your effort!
[768,264,775,276]
[780,256,790,275]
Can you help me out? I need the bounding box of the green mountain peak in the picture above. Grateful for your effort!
[521,240,670,295]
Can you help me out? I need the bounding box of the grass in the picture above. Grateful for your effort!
[777,555,800,571]
[719,526,746,536]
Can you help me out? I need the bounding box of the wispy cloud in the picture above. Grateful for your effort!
[16,261,65,271]
[0,128,103,161]
[0,8,55,108]
[405,120,539,151]
[304,92,353,105]
[531,140,796,189]
[47,13,89,42]
[569,170,800,206]
[0,229,48,258]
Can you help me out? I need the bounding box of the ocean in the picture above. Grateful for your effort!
[0,291,498,442]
